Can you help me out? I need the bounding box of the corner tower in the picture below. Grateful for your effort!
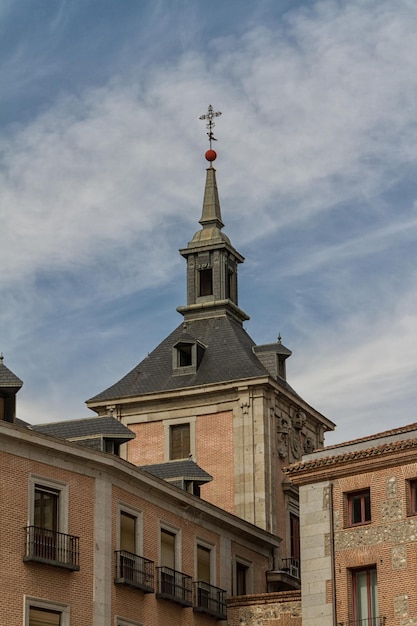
[87,109,335,559]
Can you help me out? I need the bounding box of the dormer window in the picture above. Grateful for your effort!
[172,339,206,375]
[177,343,192,367]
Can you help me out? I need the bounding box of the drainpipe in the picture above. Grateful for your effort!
[329,482,338,626]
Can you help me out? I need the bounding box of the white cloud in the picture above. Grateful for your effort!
[2,0,417,430]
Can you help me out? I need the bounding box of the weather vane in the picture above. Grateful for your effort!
[199,104,222,149]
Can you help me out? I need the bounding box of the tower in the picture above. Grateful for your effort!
[0,354,23,423]
[87,109,334,565]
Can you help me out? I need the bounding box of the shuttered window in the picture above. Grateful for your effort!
[161,529,176,569]
[120,511,136,554]
[170,424,190,460]
[197,544,211,583]
[29,608,61,626]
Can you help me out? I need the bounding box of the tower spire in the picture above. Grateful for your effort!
[177,107,249,324]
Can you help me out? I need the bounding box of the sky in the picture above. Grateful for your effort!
[1,0,417,446]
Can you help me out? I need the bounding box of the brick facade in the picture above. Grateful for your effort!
[1,419,280,625]
[288,424,417,626]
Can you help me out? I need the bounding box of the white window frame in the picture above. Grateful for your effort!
[195,538,216,585]
[159,522,181,571]
[28,475,69,533]
[24,595,70,626]
[163,416,196,461]
[117,502,143,555]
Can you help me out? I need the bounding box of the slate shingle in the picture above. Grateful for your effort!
[32,415,135,443]
[140,460,213,483]
[88,316,273,403]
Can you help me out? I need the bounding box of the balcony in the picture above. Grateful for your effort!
[344,619,386,626]
[24,526,80,571]
[193,581,227,620]
[114,550,154,593]
[266,557,301,592]
[156,566,193,607]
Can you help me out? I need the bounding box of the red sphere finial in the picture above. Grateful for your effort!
[205,149,217,162]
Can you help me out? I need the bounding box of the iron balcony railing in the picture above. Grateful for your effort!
[281,557,300,579]
[114,550,154,593]
[24,526,80,571]
[156,566,193,607]
[345,618,386,626]
[193,581,227,620]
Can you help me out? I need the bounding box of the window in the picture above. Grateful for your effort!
[25,477,78,570]
[29,608,61,626]
[197,544,211,583]
[161,528,177,570]
[120,511,136,553]
[236,562,248,595]
[348,489,371,526]
[199,268,213,296]
[35,486,59,532]
[170,423,190,460]
[115,505,153,592]
[172,340,206,375]
[28,476,68,532]
[409,479,417,515]
[25,597,69,626]
[351,567,379,623]
[234,558,252,596]
[164,418,196,461]
[157,525,193,605]
[290,513,300,561]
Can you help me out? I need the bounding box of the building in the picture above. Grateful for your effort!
[86,145,335,578]
[1,356,284,626]
[286,422,417,626]
[1,118,338,624]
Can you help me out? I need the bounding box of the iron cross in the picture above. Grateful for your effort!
[199,104,222,148]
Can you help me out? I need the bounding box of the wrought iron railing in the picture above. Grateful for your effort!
[24,526,80,570]
[114,550,154,593]
[156,566,193,607]
[193,581,227,620]
[281,557,300,579]
[345,618,386,626]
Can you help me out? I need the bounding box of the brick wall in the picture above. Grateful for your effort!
[227,591,301,626]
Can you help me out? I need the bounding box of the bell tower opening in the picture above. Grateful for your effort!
[199,268,213,297]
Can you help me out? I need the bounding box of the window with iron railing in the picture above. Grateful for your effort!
[156,566,193,607]
[350,567,380,626]
[345,618,386,626]
[24,525,80,570]
[193,580,227,620]
[114,550,154,593]
[281,557,300,579]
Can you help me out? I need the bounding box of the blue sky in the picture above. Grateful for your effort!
[2,0,417,445]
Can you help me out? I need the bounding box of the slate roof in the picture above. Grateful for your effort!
[32,415,135,443]
[140,460,213,483]
[0,358,23,391]
[88,316,298,403]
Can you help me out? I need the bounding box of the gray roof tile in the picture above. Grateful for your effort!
[140,460,213,483]
[0,359,23,390]
[32,415,135,443]
[88,316,285,403]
